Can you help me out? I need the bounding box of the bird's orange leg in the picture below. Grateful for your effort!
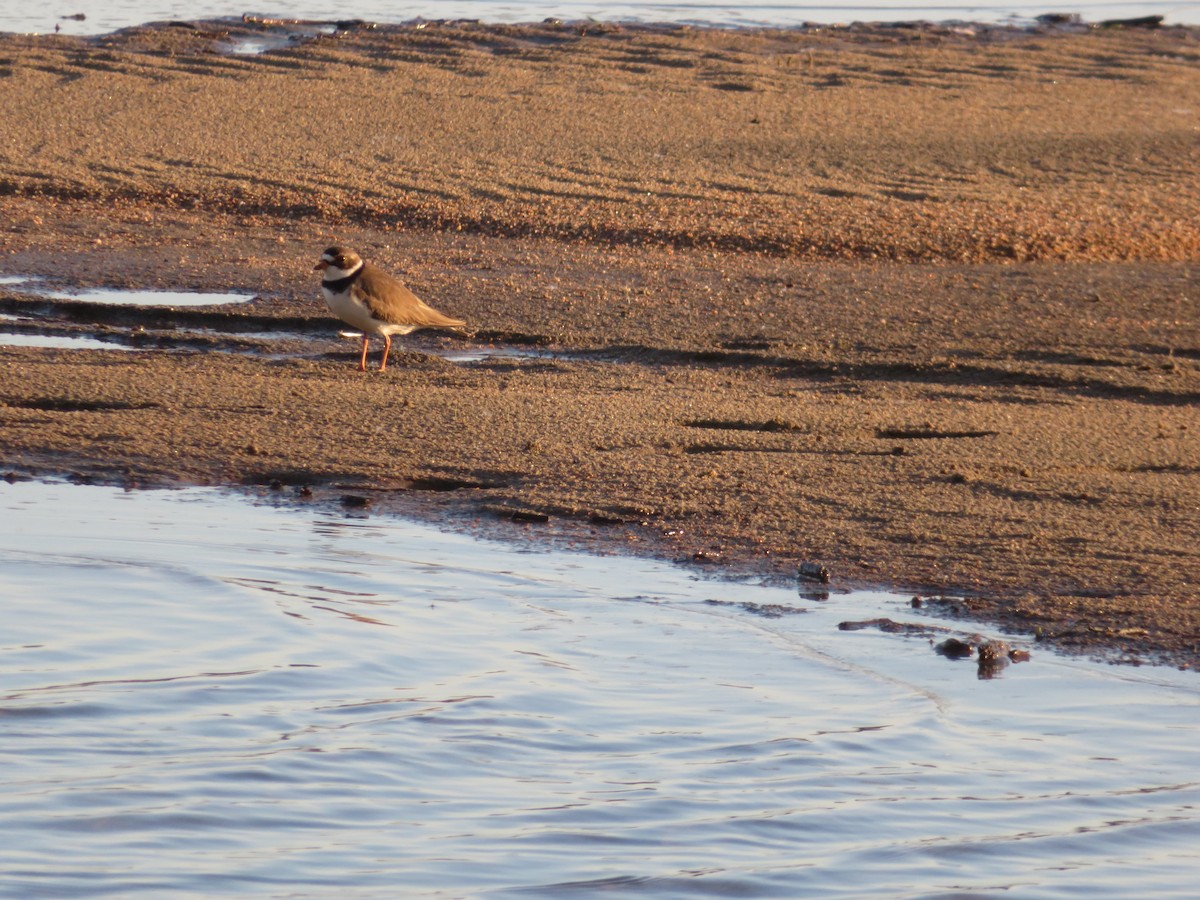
[358,335,369,372]
[380,335,392,372]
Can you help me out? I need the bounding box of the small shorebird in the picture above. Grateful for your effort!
[314,246,466,372]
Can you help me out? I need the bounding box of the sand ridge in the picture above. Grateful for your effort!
[1,20,1199,260]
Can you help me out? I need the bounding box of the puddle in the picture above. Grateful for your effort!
[0,480,1195,897]
[1,283,265,353]
[220,34,300,55]
[443,345,564,364]
[40,287,254,307]
[333,330,563,365]
[0,333,135,351]
[219,25,337,55]
[2,277,252,307]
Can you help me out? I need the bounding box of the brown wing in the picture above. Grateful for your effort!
[355,263,466,329]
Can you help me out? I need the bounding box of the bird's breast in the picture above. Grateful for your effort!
[322,285,385,334]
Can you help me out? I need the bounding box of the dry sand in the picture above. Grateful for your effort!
[0,19,1198,666]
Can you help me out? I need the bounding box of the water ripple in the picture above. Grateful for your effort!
[0,481,1197,898]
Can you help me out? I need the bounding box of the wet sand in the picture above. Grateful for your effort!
[1,20,1198,666]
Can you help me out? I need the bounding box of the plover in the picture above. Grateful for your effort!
[314,246,465,372]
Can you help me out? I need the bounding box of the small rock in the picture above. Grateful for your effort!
[588,512,624,526]
[1036,12,1081,25]
[508,509,549,523]
[799,561,831,584]
[977,639,1009,663]
[839,617,928,634]
[936,637,975,658]
[1099,14,1163,28]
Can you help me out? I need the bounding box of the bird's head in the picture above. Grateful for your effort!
[314,246,363,277]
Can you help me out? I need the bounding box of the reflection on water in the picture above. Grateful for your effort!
[2,276,250,307]
[0,481,1196,898]
[40,287,254,307]
[0,333,137,351]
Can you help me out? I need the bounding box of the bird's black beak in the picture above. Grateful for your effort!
[314,260,329,271]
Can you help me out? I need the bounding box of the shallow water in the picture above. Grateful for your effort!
[0,480,1196,897]
[40,287,254,307]
[0,333,136,351]
[0,285,262,352]
[0,277,251,307]
[4,0,1197,36]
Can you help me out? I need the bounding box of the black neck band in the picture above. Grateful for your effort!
[323,267,362,293]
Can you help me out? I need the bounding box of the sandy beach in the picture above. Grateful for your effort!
[0,18,1198,665]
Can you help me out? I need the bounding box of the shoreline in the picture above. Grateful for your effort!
[1,23,1198,667]
[10,9,1194,40]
